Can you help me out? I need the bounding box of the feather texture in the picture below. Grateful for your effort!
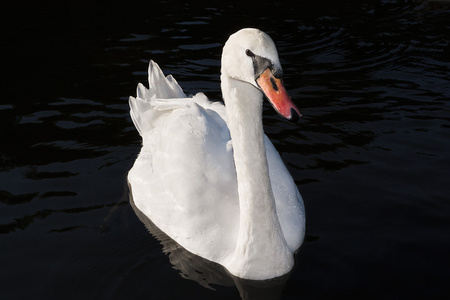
[128,29,305,280]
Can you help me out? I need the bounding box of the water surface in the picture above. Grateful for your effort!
[2,0,450,299]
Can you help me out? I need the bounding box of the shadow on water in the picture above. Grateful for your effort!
[129,185,292,300]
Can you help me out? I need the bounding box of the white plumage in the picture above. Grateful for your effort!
[128,28,305,280]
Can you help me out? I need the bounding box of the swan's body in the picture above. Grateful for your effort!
[128,28,305,280]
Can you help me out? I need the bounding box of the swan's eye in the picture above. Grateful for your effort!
[245,49,255,58]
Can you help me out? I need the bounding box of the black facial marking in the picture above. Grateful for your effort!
[272,68,283,79]
[252,55,273,78]
[245,49,282,79]
[245,49,255,58]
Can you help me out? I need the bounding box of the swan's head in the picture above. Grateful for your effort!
[221,28,301,122]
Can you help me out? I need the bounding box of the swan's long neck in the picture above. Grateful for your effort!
[221,76,293,279]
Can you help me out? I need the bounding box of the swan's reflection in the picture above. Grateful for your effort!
[129,190,292,300]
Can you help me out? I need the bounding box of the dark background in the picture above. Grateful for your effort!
[1,0,450,299]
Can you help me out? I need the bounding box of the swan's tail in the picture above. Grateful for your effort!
[129,60,187,137]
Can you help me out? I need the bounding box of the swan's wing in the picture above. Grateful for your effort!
[129,75,239,263]
[264,135,306,252]
[129,60,186,136]
[147,60,186,99]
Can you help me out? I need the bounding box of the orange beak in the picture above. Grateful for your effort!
[256,68,301,122]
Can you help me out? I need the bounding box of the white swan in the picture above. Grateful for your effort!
[128,28,306,280]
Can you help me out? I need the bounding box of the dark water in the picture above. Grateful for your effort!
[2,0,450,299]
